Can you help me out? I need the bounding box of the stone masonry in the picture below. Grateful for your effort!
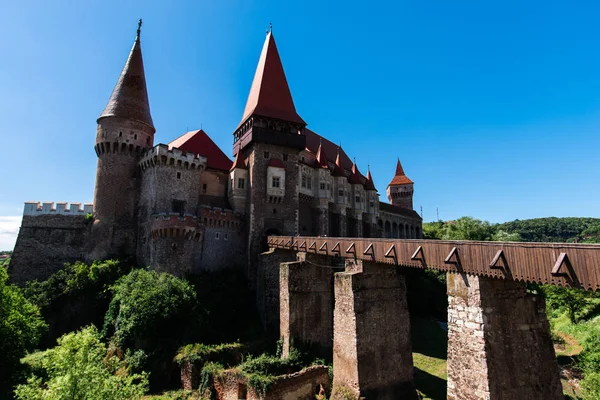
[332,260,417,400]
[447,273,563,400]
[279,254,334,359]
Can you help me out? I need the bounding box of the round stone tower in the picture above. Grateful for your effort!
[90,21,155,260]
[386,158,414,210]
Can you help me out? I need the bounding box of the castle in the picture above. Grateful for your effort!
[10,23,422,284]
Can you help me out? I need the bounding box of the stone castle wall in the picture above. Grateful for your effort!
[10,203,92,284]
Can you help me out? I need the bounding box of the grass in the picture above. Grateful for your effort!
[410,316,448,400]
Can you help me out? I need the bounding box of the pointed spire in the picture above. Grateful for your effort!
[315,139,329,168]
[389,157,414,186]
[230,151,246,171]
[364,166,376,190]
[331,148,346,177]
[98,20,154,132]
[239,30,305,126]
[349,158,361,184]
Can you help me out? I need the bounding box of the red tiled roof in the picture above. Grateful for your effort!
[268,158,285,168]
[304,129,353,171]
[331,150,346,177]
[239,31,305,127]
[389,158,413,186]
[315,140,329,169]
[230,151,246,171]
[168,130,232,171]
[349,160,362,184]
[364,168,376,190]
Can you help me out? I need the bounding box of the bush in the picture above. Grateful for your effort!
[23,259,130,347]
[103,269,204,389]
[174,342,245,367]
[0,265,47,396]
[14,326,147,400]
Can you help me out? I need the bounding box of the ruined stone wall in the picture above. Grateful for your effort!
[447,273,562,400]
[280,258,334,358]
[214,366,330,400]
[10,214,90,284]
[333,261,416,400]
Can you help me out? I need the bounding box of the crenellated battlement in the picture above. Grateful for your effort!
[199,206,243,231]
[151,213,201,240]
[23,202,93,216]
[138,144,207,171]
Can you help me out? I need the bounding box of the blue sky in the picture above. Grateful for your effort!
[1,0,600,250]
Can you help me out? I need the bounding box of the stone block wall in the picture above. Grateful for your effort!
[447,273,563,400]
[255,248,297,336]
[10,214,90,284]
[332,261,417,400]
[280,258,334,358]
[213,366,330,400]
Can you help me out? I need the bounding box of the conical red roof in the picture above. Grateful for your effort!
[230,151,246,171]
[389,158,413,186]
[348,159,362,184]
[98,23,154,131]
[364,168,376,190]
[239,31,305,127]
[315,140,329,169]
[331,149,346,177]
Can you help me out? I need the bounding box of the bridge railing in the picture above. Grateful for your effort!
[267,236,600,291]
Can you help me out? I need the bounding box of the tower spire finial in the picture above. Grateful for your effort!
[270,22,273,33]
[137,19,142,37]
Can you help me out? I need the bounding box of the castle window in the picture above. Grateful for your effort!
[102,130,107,138]
[307,179,312,189]
[134,134,138,140]
[301,156,305,162]
[339,190,344,198]
[119,131,122,137]
[146,136,151,146]
[172,200,185,216]
[224,233,229,240]
[272,176,280,188]
[215,232,220,240]
[283,153,288,162]
[301,175,307,188]
[356,196,361,203]
[238,178,245,189]
[370,201,374,208]
[273,208,277,214]
[176,172,181,179]
[320,182,326,190]
[264,151,269,159]
[202,183,207,194]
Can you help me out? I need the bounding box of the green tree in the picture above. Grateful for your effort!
[441,217,495,241]
[14,326,147,400]
[103,269,203,389]
[0,265,47,394]
[541,285,597,324]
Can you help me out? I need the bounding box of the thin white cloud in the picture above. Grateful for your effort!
[0,216,22,251]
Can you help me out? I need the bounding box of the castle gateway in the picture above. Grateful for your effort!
[9,24,421,284]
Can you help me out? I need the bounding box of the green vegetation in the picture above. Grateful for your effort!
[24,259,131,347]
[174,342,245,367]
[497,217,600,243]
[15,326,148,400]
[411,317,447,400]
[0,265,47,398]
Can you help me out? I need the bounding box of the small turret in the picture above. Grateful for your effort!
[91,20,155,260]
[386,158,414,210]
[229,152,248,214]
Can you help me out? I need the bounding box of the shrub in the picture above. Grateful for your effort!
[0,265,47,395]
[174,342,245,367]
[103,269,204,389]
[14,326,147,400]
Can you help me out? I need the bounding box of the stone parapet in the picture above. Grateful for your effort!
[23,201,93,216]
[151,213,200,240]
[138,143,207,171]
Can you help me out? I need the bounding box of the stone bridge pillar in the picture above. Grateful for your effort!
[256,248,297,337]
[280,253,335,359]
[446,273,562,400]
[332,260,417,400]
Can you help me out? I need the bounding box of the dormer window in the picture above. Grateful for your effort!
[272,176,280,188]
